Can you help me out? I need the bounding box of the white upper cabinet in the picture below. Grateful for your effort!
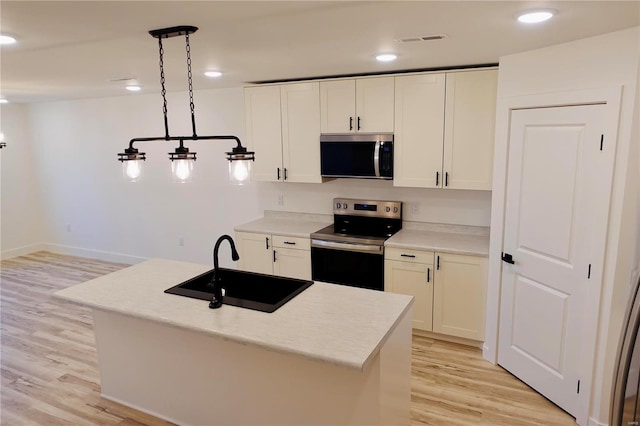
[393,73,446,188]
[281,82,322,183]
[320,80,355,133]
[393,69,497,190]
[245,83,322,183]
[443,69,498,190]
[244,86,282,182]
[320,77,394,133]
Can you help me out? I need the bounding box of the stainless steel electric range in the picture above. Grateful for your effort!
[310,198,402,291]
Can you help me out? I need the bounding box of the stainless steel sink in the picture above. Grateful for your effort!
[164,268,313,313]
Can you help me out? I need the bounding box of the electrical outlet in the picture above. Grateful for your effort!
[277,194,284,206]
[412,203,420,215]
[178,236,184,247]
[66,224,71,233]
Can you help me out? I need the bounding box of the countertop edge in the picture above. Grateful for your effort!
[54,292,373,372]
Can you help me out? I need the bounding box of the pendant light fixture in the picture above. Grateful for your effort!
[117,26,254,184]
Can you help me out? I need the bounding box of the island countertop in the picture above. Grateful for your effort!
[54,258,413,372]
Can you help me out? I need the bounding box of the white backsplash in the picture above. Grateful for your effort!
[257,179,492,227]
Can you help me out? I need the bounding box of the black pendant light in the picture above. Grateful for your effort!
[117,26,254,184]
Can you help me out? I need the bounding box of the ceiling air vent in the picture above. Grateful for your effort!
[396,34,447,43]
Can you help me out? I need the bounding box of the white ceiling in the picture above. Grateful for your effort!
[1,1,638,104]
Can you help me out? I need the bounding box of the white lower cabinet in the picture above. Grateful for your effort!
[385,248,434,331]
[385,247,488,341]
[235,232,311,280]
[433,252,488,341]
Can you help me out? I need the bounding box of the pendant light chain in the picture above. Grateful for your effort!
[158,37,170,140]
[185,33,197,137]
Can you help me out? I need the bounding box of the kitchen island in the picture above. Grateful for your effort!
[54,258,413,425]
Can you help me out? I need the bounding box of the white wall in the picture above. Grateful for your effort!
[0,104,46,257]
[24,87,263,267]
[485,27,640,426]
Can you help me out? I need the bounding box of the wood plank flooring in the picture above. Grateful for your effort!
[0,251,577,425]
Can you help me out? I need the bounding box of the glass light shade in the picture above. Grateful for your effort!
[0,132,5,143]
[172,158,195,183]
[122,160,144,182]
[229,159,252,185]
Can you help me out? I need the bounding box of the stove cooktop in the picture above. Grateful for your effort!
[310,224,389,246]
[310,198,403,247]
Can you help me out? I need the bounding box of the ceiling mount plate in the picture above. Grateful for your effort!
[149,25,198,39]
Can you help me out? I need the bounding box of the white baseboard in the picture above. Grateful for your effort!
[1,242,48,260]
[42,243,146,265]
[588,416,607,426]
[1,242,146,265]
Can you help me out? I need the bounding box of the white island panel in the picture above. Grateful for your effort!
[54,259,413,425]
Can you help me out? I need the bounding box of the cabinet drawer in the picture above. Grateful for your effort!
[385,247,434,264]
[272,235,310,250]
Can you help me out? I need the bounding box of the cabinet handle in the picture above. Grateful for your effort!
[284,241,296,245]
[265,237,270,250]
[349,117,353,131]
[277,168,281,180]
[273,250,277,262]
[437,255,440,270]
[445,172,449,187]
[427,268,430,283]
[436,171,440,186]
[284,168,288,181]
[357,116,361,131]
[400,254,416,258]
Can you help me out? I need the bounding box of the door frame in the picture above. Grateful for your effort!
[484,86,622,425]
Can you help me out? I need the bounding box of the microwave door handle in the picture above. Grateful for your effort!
[374,140,381,178]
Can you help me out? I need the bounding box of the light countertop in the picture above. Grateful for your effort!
[54,258,413,372]
[234,217,330,238]
[385,229,490,256]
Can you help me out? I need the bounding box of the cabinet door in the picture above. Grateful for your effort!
[273,247,311,280]
[244,86,283,182]
[320,80,355,133]
[281,83,322,183]
[443,69,498,190]
[235,232,273,275]
[433,253,488,340]
[393,74,446,188]
[356,77,395,133]
[385,259,433,331]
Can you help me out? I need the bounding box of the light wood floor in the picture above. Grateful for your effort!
[0,251,577,425]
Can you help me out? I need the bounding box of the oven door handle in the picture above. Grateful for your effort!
[311,239,383,255]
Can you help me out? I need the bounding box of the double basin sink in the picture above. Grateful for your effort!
[165,268,313,313]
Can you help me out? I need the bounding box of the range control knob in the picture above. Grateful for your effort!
[342,203,348,209]
[336,202,342,209]
[394,207,399,213]
[385,206,391,213]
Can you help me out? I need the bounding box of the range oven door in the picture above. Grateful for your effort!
[310,239,384,291]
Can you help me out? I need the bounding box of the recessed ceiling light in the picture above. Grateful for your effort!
[0,34,17,45]
[0,99,8,104]
[376,54,397,62]
[516,9,556,24]
[126,85,141,92]
[204,71,222,78]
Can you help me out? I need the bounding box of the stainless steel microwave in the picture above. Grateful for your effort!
[320,133,393,180]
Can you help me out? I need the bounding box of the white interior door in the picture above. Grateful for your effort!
[498,104,612,418]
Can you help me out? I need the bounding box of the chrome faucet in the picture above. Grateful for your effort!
[208,234,240,309]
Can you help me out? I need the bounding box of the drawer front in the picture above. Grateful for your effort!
[272,235,310,250]
[385,247,434,264]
